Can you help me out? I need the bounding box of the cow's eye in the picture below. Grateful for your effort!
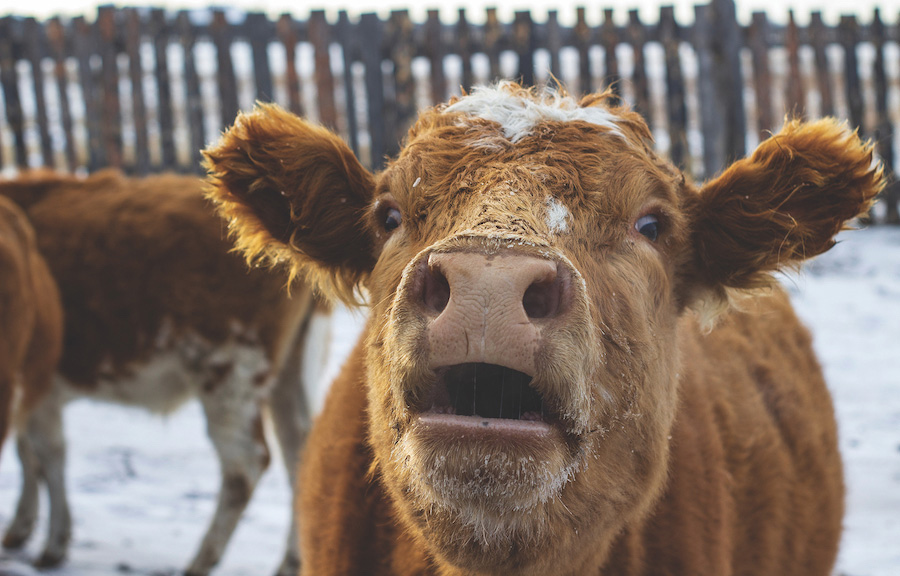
[384,207,402,231]
[635,214,659,242]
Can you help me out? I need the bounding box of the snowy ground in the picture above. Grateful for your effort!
[0,226,898,576]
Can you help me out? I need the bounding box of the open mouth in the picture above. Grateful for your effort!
[425,363,548,422]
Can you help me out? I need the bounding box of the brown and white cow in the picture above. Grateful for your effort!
[0,195,63,463]
[0,170,324,575]
[204,82,882,575]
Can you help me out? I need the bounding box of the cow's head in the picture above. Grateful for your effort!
[204,83,881,573]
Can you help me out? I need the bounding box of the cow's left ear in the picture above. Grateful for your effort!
[686,118,883,309]
[204,103,376,305]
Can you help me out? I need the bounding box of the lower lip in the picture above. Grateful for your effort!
[416,412,555,439]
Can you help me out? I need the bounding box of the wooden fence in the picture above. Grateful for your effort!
[0,0,897,222]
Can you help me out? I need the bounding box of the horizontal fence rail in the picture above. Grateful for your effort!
[0,0,897,222]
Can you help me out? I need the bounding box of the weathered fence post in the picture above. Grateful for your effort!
[386,9,415,157]
[125,8,149,175]
[601,9,619,99]
[513,11,535,87]
[839,15,863,133]
[276,14,303,117]
[627,10,650,118]
[425,10,446,105]
[747,12,773,135]
[457,9,474,91]
[809,12,834,118]
[211,10,239,132]
[360,12,386,169]
[246,12,274,103]
[175,10,203,172]
[24,18,54,168]
[335,10,360,156]
[574,8,591,97]
[0,17,28,168]
[47,17,77,171]
[98,6,122,169]
[659,6,687,169]
[785,10,805,118]
[309,10,337,130]
[871,8,898,224]
[712,0,746,170]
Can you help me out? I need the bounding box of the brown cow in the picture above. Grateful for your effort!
[0,170,323,575]
[204,82,882,575]
[0,195,63,462]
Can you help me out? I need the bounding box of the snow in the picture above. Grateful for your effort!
[1,228,899,575]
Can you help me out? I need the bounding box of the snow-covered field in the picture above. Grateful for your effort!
[0,226,898,576]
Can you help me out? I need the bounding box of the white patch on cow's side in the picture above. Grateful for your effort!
[545,196,570,235]
[444,81,624,143]
[73,331,270,415]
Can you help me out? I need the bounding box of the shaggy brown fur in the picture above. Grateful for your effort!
[205,83,881,575]
[0,196,63,456]
[0,169,319,574]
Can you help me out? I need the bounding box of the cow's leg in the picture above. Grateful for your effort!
[2,434,41,549]
[22,385,70,567]
[186,358,271,576]
[268,304,328,575]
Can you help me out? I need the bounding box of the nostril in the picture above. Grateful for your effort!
[423,264,451,314]
[523,269,563,319]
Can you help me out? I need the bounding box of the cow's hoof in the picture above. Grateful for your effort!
[34,549,66,568]
[2,530,29,550]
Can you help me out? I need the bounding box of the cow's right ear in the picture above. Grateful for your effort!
[204,103,376,305]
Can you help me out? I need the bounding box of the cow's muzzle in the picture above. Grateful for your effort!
[400,248,582,436]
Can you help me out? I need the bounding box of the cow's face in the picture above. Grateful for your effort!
[205,83,880,573]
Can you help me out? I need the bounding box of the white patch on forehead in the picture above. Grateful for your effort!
[545,197,570,235]
[444,82,623,143]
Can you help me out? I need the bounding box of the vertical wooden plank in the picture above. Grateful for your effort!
[98,6,123,169]
[712,0,745,165]
[627,10,649,118]
[387,10,415,156]
[0,17,27,168]
[547,11,562,81]
[24,18,54,167]
[839,15,863,131]
[485,8,501,81]
[47,17,77,171]
[457,9,473,91]
[246,12,273,102]
[601,9,619,98]
[574,7,591,96]
[176,11,203,172]
[871,8,898,224]
[694,4,722,178]
[785,10,805,117]
[360,13,386,169]
[513,11,534,87]
[309,10,337,129]
[336,11,359,156]
[150,9,176,170]
[73,15,105,170]
[659,6,686,168]
[809,12,834,118]
[425,10,446,104]
[211,9,239,130]
[277,14,303,116]
[125,8,149,175]
[747,12,773,135]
